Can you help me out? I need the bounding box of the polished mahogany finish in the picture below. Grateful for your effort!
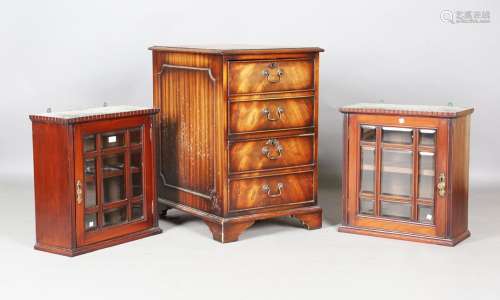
[30,106,161,256]
[151,45,324,242]
[229,171,314,212]
[229,134,314,173]
[339,103,473,246]
[229,96,314,134]
[228,59,314,94]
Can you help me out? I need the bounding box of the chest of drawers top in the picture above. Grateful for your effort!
[149,45,324,55]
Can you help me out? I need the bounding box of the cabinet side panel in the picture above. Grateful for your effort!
[32,122,73,249]
[450,115,471,238]
[153,52,222,213]
[341,114,349,225]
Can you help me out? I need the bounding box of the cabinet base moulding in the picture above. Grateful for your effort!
[34,227,162,257]
[159,198,322,243]
[338,225,470,247]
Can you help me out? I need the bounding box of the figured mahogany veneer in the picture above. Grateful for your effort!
[339,103,473,246]
[229,134,314,173]
[151,45,324,242]
[229,97,314,134]
[229,171,314,212]
[228,59,314,95]
[30,106,161,256]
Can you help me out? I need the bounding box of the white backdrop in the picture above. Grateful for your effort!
[1,0,499,185]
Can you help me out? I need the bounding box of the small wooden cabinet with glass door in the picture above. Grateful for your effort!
[30,106,161,256]
[339,103,473,246]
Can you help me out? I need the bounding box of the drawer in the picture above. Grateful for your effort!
[229,171,314,212]
[229,135,314,173]
[229,97,314,134]
[228,59,314,95]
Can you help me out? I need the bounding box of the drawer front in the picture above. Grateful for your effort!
[229,172,314,212]
[229,135,314,173]
[229,97,314,134]
[228,59,314,95]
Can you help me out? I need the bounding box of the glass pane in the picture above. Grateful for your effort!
[419,152,435,200]
[103,153,125,173]
[382,127,413,144]
[359,198,374,215]
[361,125,376,142]
[418,205,434,224]
[103,206,127,227]
[84,135,96,152]
[103,176,125,203]
[101,131,125,149]
[132,173,142,197]
[360,147,375,193]
[102,153,125,203]
[381,149,413,197]
[131,151,142,170]
[131,203,143,220]
[130,128,142,144]
[131,151,142,197]
[85,158,95,176]
[419,129,436,146]
[381,201,411,220]
[84,158,97,207]
[84,213,97,231]
[85,181,97,207]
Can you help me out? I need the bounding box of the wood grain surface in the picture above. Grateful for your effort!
[229,135,314,173]
[228,59,313,95]
[229,97,314,134]
[229,171,314,212]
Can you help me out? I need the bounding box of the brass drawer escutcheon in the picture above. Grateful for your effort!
[76,180,83,205]
[437,173,446,197]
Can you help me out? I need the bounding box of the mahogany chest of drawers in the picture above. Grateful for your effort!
[339,103,474,246]
[30,106,161,256]
[151,45,324,242]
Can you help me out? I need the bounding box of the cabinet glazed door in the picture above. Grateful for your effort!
[74,117,154,246]
[347,114,449,237]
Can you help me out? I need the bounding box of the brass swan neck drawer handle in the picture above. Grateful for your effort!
[262,183,284,198]
[437,173,446,197]
[262,62,284,83]
[76,180,83,205]
[261,138,283,160]
[262,107,284,121]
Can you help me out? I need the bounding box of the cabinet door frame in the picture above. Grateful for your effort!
[74,116,154,246]
[347,114,449,237]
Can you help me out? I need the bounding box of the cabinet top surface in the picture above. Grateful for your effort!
[30,105,159,124]
[149,44,324,55]
[339,103,474,117]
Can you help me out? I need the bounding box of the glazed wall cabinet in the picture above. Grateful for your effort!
[151,45,324,243]
[30,106,161,256]
[339,103,473,246]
